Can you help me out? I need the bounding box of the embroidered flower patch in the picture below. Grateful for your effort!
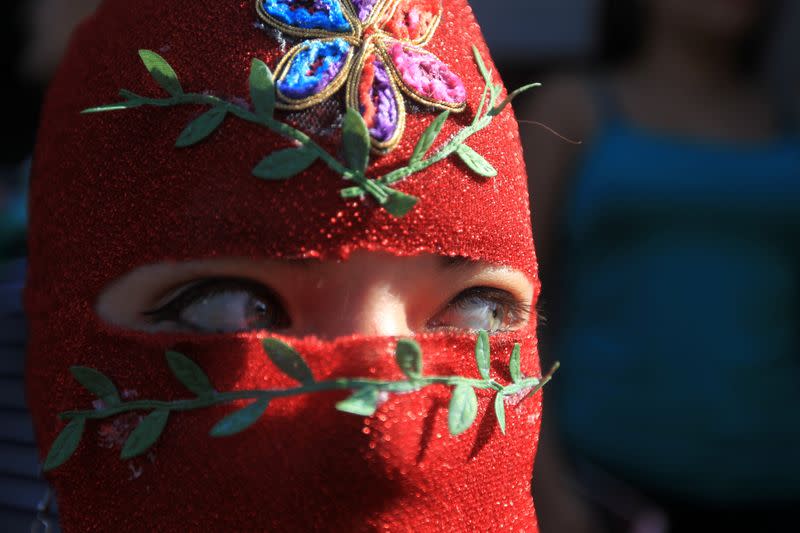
[257,0,467,152]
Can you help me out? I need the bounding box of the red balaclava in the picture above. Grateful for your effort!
[26,0,543,531]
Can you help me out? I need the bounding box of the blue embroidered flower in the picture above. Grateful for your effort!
[261,0,352,32]
[278,39,352,100]
[257,0,467,153]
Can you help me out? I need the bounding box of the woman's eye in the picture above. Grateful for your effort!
[427,287,530,333]
[143,278,290,333]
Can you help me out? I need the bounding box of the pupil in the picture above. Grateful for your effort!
[253,300,268,317]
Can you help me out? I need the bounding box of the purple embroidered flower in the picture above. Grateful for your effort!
[257,0,467,153]
[366,59,399,142]
[350,0,381,22]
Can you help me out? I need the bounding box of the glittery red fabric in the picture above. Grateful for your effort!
[26,0,541,530]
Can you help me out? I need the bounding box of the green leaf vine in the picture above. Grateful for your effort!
[43,332,558,472]
[82,47,540,218]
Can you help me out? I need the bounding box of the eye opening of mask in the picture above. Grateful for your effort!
[427,286,532,333]
[96,253,534,338]
[142,277,292,333]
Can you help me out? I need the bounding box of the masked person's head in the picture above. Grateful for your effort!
[26,0,544,530]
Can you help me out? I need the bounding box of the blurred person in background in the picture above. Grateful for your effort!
[522,0,800,532]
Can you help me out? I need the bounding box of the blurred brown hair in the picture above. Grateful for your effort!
[597,0,782,74]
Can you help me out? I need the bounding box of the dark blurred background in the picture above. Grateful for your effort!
[0,0,103,260]
[1,1,799,532]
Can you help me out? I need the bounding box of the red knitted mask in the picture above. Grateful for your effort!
[25,0,543,530]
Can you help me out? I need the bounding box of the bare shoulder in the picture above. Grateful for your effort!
[516,73,596,143]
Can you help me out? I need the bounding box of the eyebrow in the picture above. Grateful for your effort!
[441,256,477,270]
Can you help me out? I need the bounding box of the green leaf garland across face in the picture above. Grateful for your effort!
[395,339,423,380]
[43,417,85,472]
[210,398,271,437]
[120,409,170,460]
[509,344,522,383]
[70,367,121,406]
[494,392,507,435]
[336,386,381,416]
[44,333,558,471]
[448,384,478,436]
[474,329,490,380]
[166,350,215,397]
[262,338,316,384]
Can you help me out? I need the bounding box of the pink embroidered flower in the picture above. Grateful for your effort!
[257,0,467,152]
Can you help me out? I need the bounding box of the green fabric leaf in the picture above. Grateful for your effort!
[253,146,318,180]
[43,417,85,472]
[339,184,366,199]
[475,330,491,380]
[210,398,270,437]
[489,83,541,117]
[501,382,525,397]
[492,83,503,101]
[250,58,276,119]
[456,144,497,178]
[472,45,492,86]
[175,107,227,148]
[118,89,141,100]
[138,50,183,96]
[410,110,450,165]
[448,384,478,436]
[526,362,559,400]
[342,107,371,173]
[336,386,380,416]
[82,101,145,114]
[509,344,522,383]
[121,409,170,460]
[262,339,315,384]
[494,392,507,434]
[70,366,121,406]
[383,190,419,218]
[488,83,542,117]
[165,351,214,397]
[395,339,423,379]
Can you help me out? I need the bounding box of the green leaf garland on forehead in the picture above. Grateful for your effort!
[43,332,559,472]
[83,45,540,218]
